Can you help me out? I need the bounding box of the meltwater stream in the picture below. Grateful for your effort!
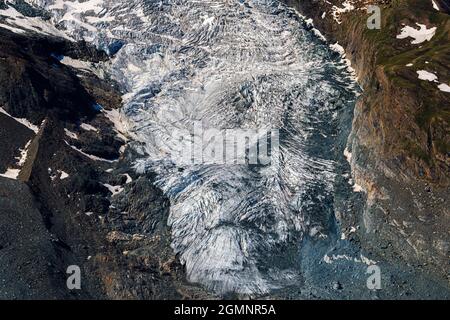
[35,0,360,295]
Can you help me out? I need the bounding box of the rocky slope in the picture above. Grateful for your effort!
[0,15,211,298]
[282,0,449,284]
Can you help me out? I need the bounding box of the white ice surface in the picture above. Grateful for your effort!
[36,0,361,296]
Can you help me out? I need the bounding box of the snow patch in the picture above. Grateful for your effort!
[64,140,117,163]
[59,56,105,79]
[438,83,450,93]
[416,71,450,92]
[0,107,39,133]
[64,128,78,140]
[331,1,355,24]
[0,22,26,33]
[103,183,124,196]
[344,147,352,163]
[123,173,133,184]
[353,183,363,193]
[0,168,20,180]
[396,23,436,44]
[417,70,438,82]
[0,139,32,180]
[432,0,440,11]
[61,56,91,70]
[80,123,98,132]
[16,140,32,167]
[59,170,69,180]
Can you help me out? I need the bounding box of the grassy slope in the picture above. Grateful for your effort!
[357,0,450,165]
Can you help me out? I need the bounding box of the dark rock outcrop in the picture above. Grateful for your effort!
[0,178,82,299]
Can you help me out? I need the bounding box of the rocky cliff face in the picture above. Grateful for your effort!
[282,0,449,283]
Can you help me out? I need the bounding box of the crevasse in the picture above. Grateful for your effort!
[32,0,359,295]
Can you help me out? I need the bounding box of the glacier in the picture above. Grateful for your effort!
[24,0,360,295]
